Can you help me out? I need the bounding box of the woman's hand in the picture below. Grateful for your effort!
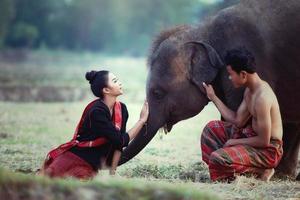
[127,100,149,140]
[139,100,149,123]
[202,82,216,101]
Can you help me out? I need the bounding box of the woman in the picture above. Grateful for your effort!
[40,70,149,179]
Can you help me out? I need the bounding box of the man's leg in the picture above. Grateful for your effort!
[208,140,282,181]
[201,120,235,164]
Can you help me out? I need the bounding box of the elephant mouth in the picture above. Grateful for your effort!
[162,121,174,134]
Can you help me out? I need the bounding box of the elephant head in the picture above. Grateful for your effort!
[119,26,225,164]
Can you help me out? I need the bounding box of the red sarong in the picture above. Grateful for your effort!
[43,151,97,179]
[201,120,283,181]
[41,99,122,179]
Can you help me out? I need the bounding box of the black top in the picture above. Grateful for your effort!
[69,99,129,170]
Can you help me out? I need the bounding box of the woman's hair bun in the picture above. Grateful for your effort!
[85,71,98,83]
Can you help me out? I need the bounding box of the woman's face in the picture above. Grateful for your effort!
[105,72,123,97]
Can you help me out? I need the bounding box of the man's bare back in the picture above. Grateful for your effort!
[244,81,283,141]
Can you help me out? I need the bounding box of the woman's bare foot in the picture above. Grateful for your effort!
[260,168,275,182]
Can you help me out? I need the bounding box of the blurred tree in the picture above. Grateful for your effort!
[106,0,199,55]
[0,0,14,48]
[2,0,239,55]
[73,0,114,51]
[5,22,39,48]
[5,0,55,48]
[44,0,115,50]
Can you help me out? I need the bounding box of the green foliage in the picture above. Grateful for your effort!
[6,22,39,48]
[1,0,239,55]
[0,0,14,48]
[0,167,219,200]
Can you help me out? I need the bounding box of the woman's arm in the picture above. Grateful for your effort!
[91,108,130,148]
[109,101,149,175]
[127,101,149,140]
[110,150,121,175]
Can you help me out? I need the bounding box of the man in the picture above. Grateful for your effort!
[201,48,283,182]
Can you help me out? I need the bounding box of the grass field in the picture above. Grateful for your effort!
[0,51,299,199]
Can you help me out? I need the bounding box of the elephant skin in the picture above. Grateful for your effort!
[120,0,300,179]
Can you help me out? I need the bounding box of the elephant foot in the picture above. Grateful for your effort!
[276,123,300,180]
[275,164,297,179]
[275,156,297,177]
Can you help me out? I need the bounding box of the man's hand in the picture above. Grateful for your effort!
[202,82,216,101]
[224,139,237,147]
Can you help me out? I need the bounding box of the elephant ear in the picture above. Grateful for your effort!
[184,41,224,90]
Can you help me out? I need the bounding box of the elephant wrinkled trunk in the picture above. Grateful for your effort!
[118,119,161,165]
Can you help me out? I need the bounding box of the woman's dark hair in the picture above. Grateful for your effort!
[224,47,256,74]
[85,70,109,99]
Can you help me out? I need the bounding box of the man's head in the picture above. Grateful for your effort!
[224,47,256,88]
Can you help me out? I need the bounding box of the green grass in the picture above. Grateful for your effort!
[0,99,299,199]
[0,50,299,199]
[0,50,147,102]
[0,50,147,88]
[0,167,218,200]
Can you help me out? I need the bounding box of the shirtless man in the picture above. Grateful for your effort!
[201,48,283,182]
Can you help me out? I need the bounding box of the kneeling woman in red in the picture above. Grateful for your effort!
[40,70,149,179]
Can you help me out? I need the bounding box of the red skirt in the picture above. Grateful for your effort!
[201,120,283,181]
[41,151,97,180]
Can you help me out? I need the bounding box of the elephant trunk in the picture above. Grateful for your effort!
[118,125,159,165]
[118,108,163,165]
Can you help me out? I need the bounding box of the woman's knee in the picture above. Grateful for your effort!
[67,166,96,179]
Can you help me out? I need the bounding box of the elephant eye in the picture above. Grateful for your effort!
[152,89,165,100]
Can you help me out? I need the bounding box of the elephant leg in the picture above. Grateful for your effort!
[275,122,300,179]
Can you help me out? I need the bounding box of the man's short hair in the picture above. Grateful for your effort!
[224,47,256,74]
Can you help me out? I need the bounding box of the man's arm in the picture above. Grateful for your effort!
[203,83,250,127]
[225,97,272,147]
[254,97,272,146]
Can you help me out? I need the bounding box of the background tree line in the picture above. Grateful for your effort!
[0,0,239,56]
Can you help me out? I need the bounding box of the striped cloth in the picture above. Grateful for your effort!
[201,120,283,181]
[42,151,97,179]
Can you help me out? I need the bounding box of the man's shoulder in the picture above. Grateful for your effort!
[255,86,274,107]
[260,82,276,100]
